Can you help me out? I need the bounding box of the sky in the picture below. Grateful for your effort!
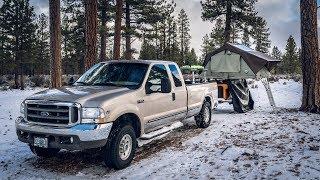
[0,0,317,57]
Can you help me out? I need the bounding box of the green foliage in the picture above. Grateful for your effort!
[61,0,86,74]
[252,17,271,53]
[271,46,282,60]
[200,34,213,63]
[278,35,301,74]
[139,39,157,60]
[271,46,282,74]
[201,0,258,43]
[34,13,50,74]
[177,9,191,64]
[0,0,37,80]
[209,18,225,48]
[242,28,250,47]
[185,48,198,65]
[139,1,197,66]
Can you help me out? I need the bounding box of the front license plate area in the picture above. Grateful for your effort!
[34,137,48,148]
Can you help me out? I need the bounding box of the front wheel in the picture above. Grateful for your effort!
[29,145,60,158]
[104,125,137,169]
[195,101,212,128]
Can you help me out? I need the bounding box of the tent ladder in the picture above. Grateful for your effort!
[261,78,276,108]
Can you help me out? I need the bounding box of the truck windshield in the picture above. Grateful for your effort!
[75,63,149,89]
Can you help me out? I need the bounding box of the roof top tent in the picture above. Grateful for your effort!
[203,43,281,113]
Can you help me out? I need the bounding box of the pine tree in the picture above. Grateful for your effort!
[209,18,225,48]
[271,46,282,60]
[135,0,175,60]
[282,35,299,74]
[201,0,258,43]
[185,48,198,65]
[49,0,62,88]
[177,9,191,64]
[139,37,157,60]
[34,13,50,74]
[271,46,282,74]
[0,2,14,75]
[61,0,86,74]
[99,0,107,62]
[0,0,37,89]
[123,0,166,59]
[242,28,251,47]
[84,0,98,70]
[300,0,320,112]
[113,0,123,60]
[200,34,213,63]
[252,17,271,53]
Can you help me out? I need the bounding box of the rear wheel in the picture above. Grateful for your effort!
[195,101,212,128]
[104,124,137,169]
[29,145,60,158]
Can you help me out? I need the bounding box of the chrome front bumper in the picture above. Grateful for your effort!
[16,117,113,150]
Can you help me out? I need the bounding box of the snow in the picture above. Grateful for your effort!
[0,79,319,179]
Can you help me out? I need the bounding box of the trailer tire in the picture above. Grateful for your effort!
[195,101,212,128]
[104,124,137,169]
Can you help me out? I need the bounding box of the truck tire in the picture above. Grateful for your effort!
[195,101,212,128]
[29,145,60,158]
[104,124,137,169]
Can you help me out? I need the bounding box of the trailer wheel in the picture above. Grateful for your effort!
[195,101,212,128]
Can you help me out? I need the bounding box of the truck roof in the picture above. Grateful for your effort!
[102,60,177,65]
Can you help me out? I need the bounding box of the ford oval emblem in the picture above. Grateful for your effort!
[40,111,50,117]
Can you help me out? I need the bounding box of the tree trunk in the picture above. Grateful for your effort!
[113,0,123,60]
[100,0,108,62]
[300,0,320,113]
[125,2,132,60]
[224,1,232,43]
[84,0,98,70]
[20,64,24,90]
[49,0,62,88]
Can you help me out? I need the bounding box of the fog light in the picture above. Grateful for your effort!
[60,136,73,144]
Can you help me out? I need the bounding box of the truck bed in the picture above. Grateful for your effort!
[185,82,217,117]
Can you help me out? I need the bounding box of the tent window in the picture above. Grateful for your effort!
[210,51,241,73]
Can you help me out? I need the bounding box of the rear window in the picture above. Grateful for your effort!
[169,64,182,87]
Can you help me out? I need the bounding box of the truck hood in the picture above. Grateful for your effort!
[27,86,134,106]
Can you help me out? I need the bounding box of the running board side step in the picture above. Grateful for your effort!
[139,122,183,140]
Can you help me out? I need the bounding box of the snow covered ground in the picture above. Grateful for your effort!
[0,79,319,179]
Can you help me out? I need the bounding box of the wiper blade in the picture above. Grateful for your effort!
[75,81,88,85]
[93,82,120,86]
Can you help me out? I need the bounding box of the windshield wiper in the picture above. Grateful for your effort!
[92,82,121,87]
[75,81,88,85]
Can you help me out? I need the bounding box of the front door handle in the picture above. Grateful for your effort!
[172,93,176,101]
[137,99,145,104]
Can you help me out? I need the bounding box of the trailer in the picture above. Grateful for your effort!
[203,43,281,113]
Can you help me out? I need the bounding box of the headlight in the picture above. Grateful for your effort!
[81,108,108,124]
[20,102,25,114]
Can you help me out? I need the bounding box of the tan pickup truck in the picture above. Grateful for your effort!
[16,60,216,169]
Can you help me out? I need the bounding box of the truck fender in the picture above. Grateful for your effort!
[108,104,144,137]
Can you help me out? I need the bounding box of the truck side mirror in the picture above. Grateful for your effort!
[161,78,171,93]
[68,77,75,86]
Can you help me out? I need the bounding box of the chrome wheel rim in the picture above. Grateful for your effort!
[204,106,210,123]
[119,134,132,161]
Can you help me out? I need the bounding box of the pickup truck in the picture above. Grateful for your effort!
[16,60,216,169]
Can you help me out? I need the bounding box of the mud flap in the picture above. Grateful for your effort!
[227,79,254,113]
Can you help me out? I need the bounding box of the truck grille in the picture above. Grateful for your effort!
[25,101,80,126]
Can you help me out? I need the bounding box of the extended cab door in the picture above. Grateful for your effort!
[140,64,177,132]
[168,64,188,120]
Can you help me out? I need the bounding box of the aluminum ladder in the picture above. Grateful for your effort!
[261,78,276,108]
